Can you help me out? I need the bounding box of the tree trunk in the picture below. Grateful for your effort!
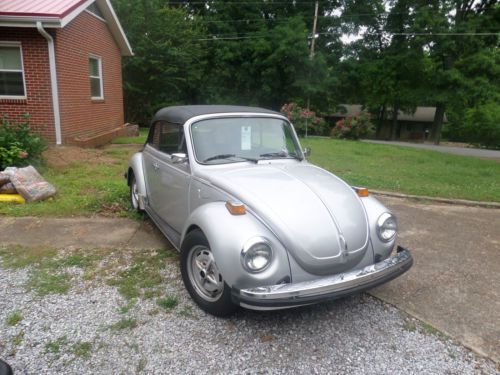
[431,103,446,145]
[391,101,399,141]
[376,104,386,138]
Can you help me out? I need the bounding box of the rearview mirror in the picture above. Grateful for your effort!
[171,153,188,164]
[303,147,311,157]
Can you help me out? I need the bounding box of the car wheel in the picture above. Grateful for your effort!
[181,229,238,317]
[129,173,143,212]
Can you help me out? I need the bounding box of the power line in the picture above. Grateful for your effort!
[195,31,499,41]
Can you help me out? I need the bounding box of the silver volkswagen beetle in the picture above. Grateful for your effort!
[126,105,413,316]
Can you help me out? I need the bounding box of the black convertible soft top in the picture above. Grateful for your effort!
[151,105,281,124]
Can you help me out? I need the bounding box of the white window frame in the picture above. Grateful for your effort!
[0,41,27,99]
[89,54,104,100]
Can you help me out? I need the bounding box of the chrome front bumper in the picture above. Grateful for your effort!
[234,246,413,309]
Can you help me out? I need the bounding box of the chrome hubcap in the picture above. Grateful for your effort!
[188,245,224,302]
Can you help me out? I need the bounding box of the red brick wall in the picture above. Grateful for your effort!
[55,11,124,143]
[0,28,56,142]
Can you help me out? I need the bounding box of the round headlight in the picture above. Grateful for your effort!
[241,237,273,273]
[377,213,397,242]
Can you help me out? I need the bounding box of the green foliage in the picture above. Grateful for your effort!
[112,1,207,124]
[0,114,47,170]
[461,103,500,149]
[281,103,325,135]
[156,296,179,310]
[330,111,375,140]
[6,311,23,326]
[109,317,137,331]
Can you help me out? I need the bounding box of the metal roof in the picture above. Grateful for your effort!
[0,0,133,56]
[153,105,281,124]
[0,0,85,17]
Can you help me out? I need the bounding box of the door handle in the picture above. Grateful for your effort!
[152,162,160,171]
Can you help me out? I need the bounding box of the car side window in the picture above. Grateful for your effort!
[148,121,186,154]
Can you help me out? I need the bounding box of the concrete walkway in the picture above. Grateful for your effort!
[0,216,169,250]
[363,140,500,159]
[1,197,499,362]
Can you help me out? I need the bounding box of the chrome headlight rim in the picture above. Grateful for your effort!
[241,236,273,273]
[376,212,397,242]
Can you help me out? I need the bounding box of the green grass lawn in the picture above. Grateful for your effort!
[111,128,148,144]
[0,146,141,217]
[301,138,500,202]
[0,138,498,218]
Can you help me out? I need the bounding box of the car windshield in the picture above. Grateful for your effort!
[191,117,302,164]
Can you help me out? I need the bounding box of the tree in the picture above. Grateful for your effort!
[112,0,206,125]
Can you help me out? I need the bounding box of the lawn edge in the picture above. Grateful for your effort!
[371,190,500,209]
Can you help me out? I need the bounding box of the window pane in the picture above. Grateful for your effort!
[89,58,99,76]
[90,77,101,97]
[160,123,183,154]
[0,47,22,70]
[0,71,24,96]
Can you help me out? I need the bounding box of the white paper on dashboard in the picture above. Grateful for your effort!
[241,126,251,150]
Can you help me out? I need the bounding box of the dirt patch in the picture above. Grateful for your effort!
[43,146,116,168]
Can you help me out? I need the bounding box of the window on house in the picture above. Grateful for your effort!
[0,44,26,97]
[89,56,103,99]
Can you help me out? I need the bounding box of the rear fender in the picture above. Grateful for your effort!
[127,152,147,210]
[181,202,291,290]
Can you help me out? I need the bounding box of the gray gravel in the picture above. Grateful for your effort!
[0,249,498,375]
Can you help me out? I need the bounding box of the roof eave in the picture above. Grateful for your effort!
[0,16,61,28]
[0,0,133,57]
[95,0,133,56]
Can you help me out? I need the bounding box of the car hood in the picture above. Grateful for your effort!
[199,162,370,275]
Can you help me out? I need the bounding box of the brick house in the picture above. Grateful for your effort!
[0,0,133,146]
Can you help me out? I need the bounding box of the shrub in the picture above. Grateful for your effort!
[330,111,375,140]
[280,102,325,135]
[0,114,47,170]
[460,103,500,149]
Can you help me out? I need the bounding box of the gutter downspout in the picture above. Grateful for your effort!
[36,22,62,145]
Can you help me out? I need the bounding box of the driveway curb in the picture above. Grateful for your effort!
[371,189,500,209]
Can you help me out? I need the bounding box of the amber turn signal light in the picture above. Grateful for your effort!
[354,187,369,197]
[225,201,246,215]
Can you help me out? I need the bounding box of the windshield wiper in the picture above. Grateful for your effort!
[204,154,235,162]
[260,151,300,160]
[204,154,259,163]
[260,151,288,158]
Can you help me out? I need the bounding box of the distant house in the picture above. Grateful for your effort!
[0,0,133,146]
[330,104,448,141]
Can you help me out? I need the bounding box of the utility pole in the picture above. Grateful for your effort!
[310,1,319,60]
[305,1,319,138]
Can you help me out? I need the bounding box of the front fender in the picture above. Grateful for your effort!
[359,195,396,261]
[127,152,147,210]
[181,202,291,290]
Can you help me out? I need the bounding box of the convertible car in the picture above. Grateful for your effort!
[126,105,413,316]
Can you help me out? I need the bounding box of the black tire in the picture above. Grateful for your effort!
[0,358,13,375]
[180,229,238,317]
[129,172,144,213]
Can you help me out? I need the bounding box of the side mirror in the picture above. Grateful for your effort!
[171,153,188,164]
[303,147,311,157]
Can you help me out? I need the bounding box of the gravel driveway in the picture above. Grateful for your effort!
[0,246,497,375]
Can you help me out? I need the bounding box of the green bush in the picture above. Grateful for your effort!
[280,103,326,135]
[460,103,500,149]
[330,111,375,140]
[0,114,47,170]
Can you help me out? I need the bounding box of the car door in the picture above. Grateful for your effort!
[143,121,190,233]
